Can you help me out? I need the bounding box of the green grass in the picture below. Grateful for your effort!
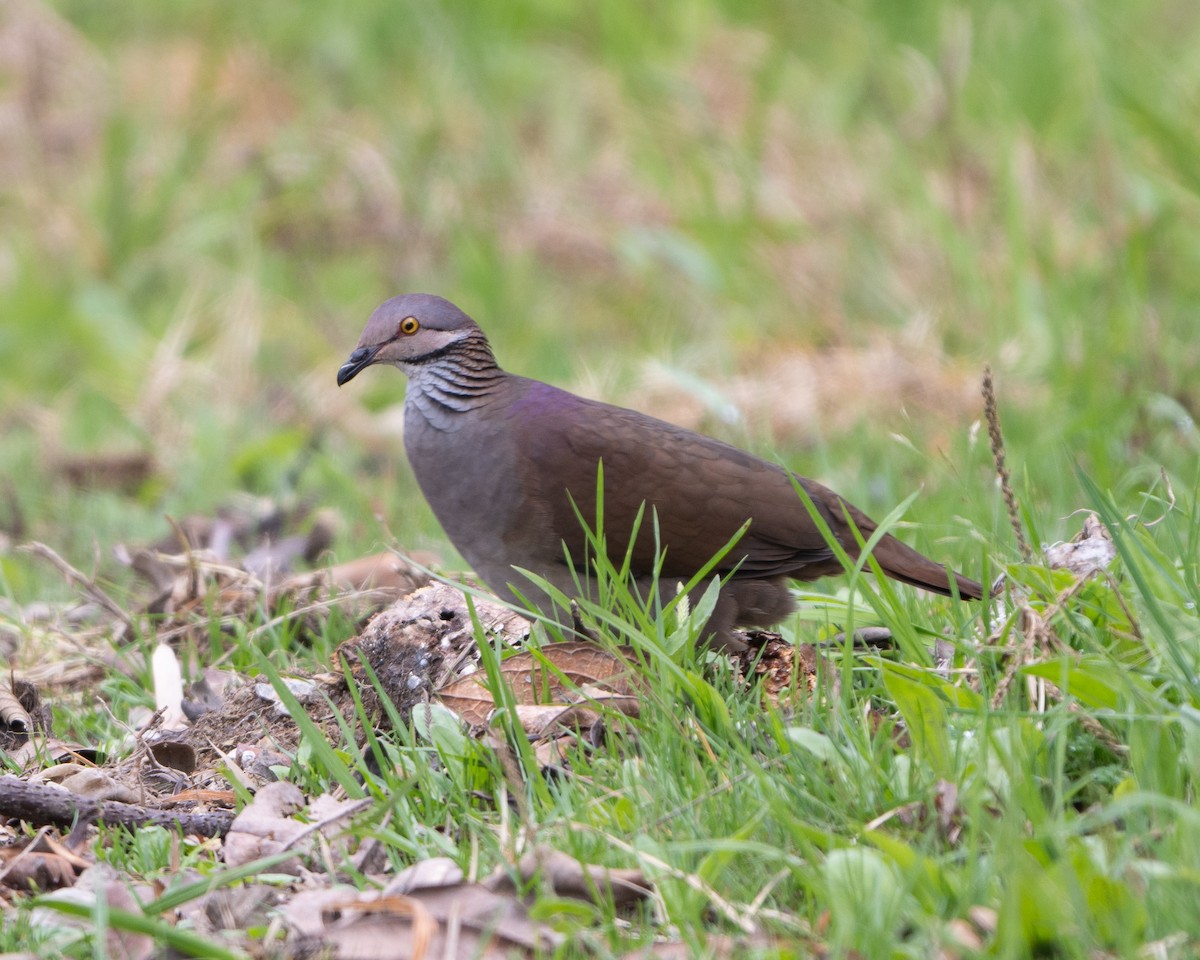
[2,0,1199,955]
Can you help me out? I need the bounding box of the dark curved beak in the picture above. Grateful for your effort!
[337,344,383,386]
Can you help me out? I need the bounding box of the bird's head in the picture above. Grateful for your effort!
[337,294,482,385]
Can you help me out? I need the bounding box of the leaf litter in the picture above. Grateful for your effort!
[0,500,704,957]
[0,486,1032,955]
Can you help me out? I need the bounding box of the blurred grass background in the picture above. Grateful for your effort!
[1,0,1198,596]
[4,3,1200,955]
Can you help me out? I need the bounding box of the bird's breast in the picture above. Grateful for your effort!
[403,397,558,577]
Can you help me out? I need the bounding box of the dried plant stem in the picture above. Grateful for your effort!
[22,541,136,632]
[982,366,1033,562]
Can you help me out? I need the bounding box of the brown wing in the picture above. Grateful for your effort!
[510,379,983,599]
[512,382,848,581]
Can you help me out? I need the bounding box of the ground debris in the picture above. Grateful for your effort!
[335,581,530,724]
[734,632,830,710]
[0,773,235,838]
[119,507,430,645]
[1043,512,1116,577]
[283,854,565,959]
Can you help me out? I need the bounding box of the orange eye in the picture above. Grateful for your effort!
[399,316,420,335]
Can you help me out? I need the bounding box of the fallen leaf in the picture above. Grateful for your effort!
[31,865,155,960]
[222,781,307,869]
[280,551,426,595]
[386,857,464,893]
[145,739,196,775]
[284,870,563,959]
[619,933,787,958]
[435,643,640,730]
[35,765,137,804]
[509,699,636,740]
[177,882,280,935]
[0,830,87,892]
[432,675,496,727]
[7,738,95,772]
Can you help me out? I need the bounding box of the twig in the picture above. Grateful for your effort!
[278,796,373,852]
[0,775,234,838]
[21,542,136,633]
[982,367,1033,563]
[988,573,1091,709]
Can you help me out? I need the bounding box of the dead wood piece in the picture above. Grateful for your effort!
[0,775,234,838]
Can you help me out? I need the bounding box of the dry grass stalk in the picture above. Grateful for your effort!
[982,365,1032,563]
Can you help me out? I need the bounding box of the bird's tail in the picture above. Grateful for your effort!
[870,532,984,600]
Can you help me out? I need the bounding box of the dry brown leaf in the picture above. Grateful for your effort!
[5,737,93,772]
[386,857,463,892]
[435,642,640,729]
[945,917,984,952]
[0,830,87,892]
[431,675,495,727]
[510,703,602,739]
[934,778,964,846]
[0,850,78,891]
[145,739,197,775]
[968,904,998,935]
[222,781,307,870]
[223,783,366,872]
[285,869,562,959]
[284,887,436,959]
[281,551,426,595]
[532,733,577,769]
[31,866,155,960]
[177,883,279,935]
[34,765,137,804]
[501,642,639,697]
[576,683,641,715]
[509,698,637,740]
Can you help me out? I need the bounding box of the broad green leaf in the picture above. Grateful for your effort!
[877,658,984,711]
[881,664,953,778]
[1021,659,1122,711]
